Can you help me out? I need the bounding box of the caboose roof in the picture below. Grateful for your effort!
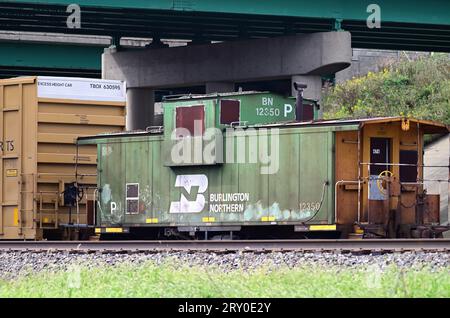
[161,91,316,104]
[78,116,449,144]
[265,116,449,134]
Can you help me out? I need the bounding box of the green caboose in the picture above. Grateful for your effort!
[79,91,336,238]
[78,91,449,239]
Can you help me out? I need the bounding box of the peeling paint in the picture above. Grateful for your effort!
[140,184,153,210]
[101,145,112,157]
[101,184,111,205]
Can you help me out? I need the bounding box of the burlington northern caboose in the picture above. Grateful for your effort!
[79,90,450,239]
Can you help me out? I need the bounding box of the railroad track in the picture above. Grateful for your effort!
[0,239,449,253]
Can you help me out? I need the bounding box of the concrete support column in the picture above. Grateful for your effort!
[205,82,235,94]
[102,46,118,79]
[291,75,322,101]
[126,87,155,130]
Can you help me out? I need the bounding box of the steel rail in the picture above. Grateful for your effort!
[0,239,449,252]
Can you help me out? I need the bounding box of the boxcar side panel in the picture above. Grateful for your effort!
[0,79,38,239]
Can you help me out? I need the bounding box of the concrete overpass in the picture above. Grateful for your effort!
[0,0,449,77]
[103,31,351,128]
[0,40,104,78]
[1,0,449,50]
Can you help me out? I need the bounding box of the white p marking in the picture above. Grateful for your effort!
[284,104,293,117]
[110,202,117,213]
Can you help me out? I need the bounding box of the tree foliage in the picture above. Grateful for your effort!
[323,54,450,124]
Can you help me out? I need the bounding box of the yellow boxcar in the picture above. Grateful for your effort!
[0,76,126,240]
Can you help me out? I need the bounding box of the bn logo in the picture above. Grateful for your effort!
[169,175,208,213]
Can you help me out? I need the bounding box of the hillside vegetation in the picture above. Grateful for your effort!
[323,54,450,125]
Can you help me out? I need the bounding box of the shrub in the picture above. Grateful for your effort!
[323,54,450,125]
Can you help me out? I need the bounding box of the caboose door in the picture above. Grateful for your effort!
[368,137,392,225]
[370,137,391,176]
[369,137,391,201]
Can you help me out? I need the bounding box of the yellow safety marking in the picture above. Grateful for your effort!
[13,208,19,226]
[95,228,101,234]
[6,169,18,177]
[105,228,123,233]
[309,225,337,231]
[146,218,159,224]
[202,217,215,223]
[261,216,276,222]
[401,118,410,131]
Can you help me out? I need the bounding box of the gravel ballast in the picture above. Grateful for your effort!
[0,251,448,280]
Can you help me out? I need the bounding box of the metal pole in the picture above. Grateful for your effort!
[367,163,371,224]
[75,141,80,226]
[93,189,98,227]
[75,140,79,185]
[417,123,422,226]
[417,123,420,185]
[359,163,449,168]
[293,82,307,122]
[357,127,361,223]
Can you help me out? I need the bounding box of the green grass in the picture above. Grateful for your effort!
[0,261,449,298]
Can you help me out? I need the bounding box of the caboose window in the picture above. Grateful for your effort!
[220,100,240,125]
[301,103,314,121]
[175,105,205,137]
[400,150,418,183]
[126,183,139,214]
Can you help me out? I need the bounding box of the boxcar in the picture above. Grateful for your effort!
[79,91,449,239]
[0,76,126,240]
